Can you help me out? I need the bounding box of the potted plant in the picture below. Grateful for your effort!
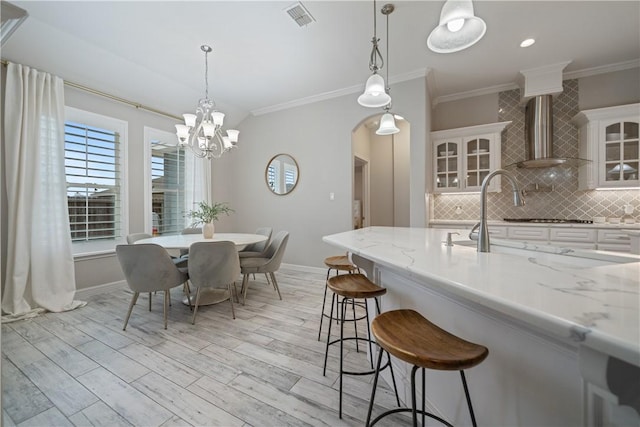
[187,201,234,238]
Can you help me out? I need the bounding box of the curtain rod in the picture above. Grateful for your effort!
[1,58,181,121]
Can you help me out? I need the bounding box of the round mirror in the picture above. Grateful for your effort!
[266,153,299,195]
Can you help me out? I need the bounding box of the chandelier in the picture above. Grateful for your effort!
[357,0,391,108]
[175,45,239,160]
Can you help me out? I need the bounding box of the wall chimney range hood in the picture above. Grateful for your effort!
[514,62,588,169]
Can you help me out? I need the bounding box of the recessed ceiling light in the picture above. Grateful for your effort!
[520,38,535,48]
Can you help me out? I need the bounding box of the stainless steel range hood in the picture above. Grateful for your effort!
[516,94,587,168]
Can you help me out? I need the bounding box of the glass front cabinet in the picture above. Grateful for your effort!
[432,121,511,193]
[573,103,640,190]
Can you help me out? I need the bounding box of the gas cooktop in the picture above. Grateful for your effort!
[503,218,593,224]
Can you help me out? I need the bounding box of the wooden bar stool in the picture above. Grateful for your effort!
[317,255,360,341]
[322,273,400,419]
[365,309,489,427]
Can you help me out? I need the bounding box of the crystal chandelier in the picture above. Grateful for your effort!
[357,0,391,108]
[175,45,239,160]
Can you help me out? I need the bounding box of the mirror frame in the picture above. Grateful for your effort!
[265,153,299,195]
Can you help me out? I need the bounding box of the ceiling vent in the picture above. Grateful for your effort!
[285,2,315,28]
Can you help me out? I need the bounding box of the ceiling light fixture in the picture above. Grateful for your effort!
[520,38,536,48]
[427,0,486,54]
[175,45,238,160]
[376,4,400,136]
[358,0,392,108]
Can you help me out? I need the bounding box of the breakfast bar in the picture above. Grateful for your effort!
[323,226,640,427]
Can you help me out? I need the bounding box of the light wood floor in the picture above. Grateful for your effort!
[2,267,412,427]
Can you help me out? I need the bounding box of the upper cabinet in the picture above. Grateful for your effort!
[573,104,640,190]
[431,121,511,193]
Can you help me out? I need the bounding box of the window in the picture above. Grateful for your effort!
[267,164,277,192]
[150,138,186,235]
[145,127,191,236]
[64,107,127,252]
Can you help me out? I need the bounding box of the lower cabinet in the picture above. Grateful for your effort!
[431,223,635,252]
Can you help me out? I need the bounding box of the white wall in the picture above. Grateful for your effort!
[221,76,428,267]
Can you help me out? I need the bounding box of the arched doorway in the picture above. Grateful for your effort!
[352,114,410,229]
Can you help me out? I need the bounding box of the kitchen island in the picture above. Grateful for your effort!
[323,227,639,427]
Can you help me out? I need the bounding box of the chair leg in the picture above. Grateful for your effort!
[270,272,282,300]
[191,288,202,325]
[365,344,386,426]
[163,290,169,329]
[318,278,329,341]
[323,292,337,376]
[228,283,236,319]
[241,274,250,305]
[123,292,139,331]
[185,281,193,310]
[461,370,478,427]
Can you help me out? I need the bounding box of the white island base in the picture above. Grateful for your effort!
[324,227,640,427]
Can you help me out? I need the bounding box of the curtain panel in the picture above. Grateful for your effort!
[3,62,81,318]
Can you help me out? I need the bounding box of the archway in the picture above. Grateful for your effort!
[351,114,410,229]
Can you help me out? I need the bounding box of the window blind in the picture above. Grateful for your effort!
[151,142,185,235]
[65,121,121,242]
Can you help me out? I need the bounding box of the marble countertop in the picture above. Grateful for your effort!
[323,227,640,366]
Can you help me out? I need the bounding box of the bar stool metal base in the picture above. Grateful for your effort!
[323,294,400,419]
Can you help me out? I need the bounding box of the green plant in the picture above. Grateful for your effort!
[187,201,234,226]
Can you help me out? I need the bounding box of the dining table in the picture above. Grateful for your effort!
[135,232,267,306]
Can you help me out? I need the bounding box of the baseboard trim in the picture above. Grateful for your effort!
[281,263,326,275]
[75,280,127,300]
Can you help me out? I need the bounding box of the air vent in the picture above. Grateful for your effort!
[285,2,315,27]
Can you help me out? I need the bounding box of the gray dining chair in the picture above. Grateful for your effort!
[239,231,289,304]
[186,241,241,323]
[179,227,202,257]
[116,243,189,330]
[238,227,273,258]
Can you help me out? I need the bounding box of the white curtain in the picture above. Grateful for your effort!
[184,151,212,227]
[2,63,82,319]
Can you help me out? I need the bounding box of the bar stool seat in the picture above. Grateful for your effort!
[317,255,360,341]
[366,309,488,427]
[327,273,387,299]
[323,273,400,419]
[324,255,356,272]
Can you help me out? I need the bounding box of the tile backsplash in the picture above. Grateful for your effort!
[433,80,640,221]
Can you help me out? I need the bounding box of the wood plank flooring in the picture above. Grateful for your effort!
[2,267,412,426]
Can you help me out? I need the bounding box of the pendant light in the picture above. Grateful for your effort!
[427,0,486,54]
[376,4,399,136]
[358,0,392,108]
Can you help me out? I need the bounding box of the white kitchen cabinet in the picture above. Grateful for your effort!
[573,104,640,190]
[597,229,632,252]
[507,226,549,241]
[550,228,597,249]
[432,121,511,193]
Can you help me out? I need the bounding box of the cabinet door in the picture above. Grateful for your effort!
[464,134,498,192]
[550,228,597,243]
[434,140,461,192]
[507,227,549,241]
[599,118,639,187]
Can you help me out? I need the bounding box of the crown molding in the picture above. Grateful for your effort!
[433,83,519,106]
[252,68,429,116]
[563,58,640,80]
[433,59,640,107]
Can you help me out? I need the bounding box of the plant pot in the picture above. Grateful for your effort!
[202,222,215,239]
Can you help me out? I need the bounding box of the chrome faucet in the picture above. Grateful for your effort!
[472,169,525,252]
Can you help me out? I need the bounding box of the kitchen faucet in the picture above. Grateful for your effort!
[470,169,525,252]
